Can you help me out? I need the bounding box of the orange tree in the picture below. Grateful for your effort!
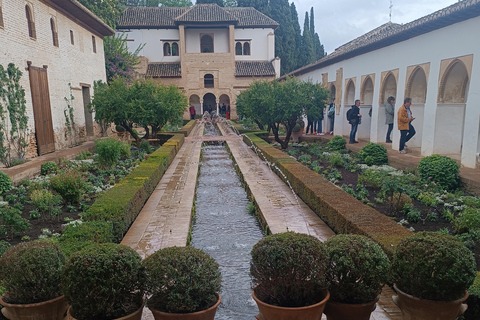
[236,77,329,149]
[89,79,187,145]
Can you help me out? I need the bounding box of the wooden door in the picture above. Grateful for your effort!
[29,65,55,155]
[82,86,94,136]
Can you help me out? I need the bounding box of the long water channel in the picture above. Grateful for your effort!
[190,123,263,319]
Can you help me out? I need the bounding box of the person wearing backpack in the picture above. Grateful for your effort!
[327,98,335,134]
[347,99,362,143]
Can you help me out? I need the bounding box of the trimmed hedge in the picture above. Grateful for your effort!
[464,272,480,320]
[243,132,412,256]
[58,133,185,253]
[82,134,183,241]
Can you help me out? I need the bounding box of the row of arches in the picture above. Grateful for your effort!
[189,93,231,116]
[341,58,469,157]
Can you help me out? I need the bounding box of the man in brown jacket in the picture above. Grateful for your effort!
[397,97,416,154]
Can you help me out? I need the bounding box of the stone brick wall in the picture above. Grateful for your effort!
[0,0,108,158]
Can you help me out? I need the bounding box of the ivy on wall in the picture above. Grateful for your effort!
[0,63,29,167]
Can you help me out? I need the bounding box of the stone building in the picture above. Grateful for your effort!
[0,0,113,158]
[116,4,280,119]
[287,0,480,168]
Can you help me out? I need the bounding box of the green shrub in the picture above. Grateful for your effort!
[328,152,344,167]
[62,243,144,320]
[327,136,346,151]
[453,208,480,234]
[40,161,58,175]
[297,154,311,165]
[29,189,62,215]
[143,246,221,313]
[326,234,390,304]
[58,221,114,257]
[0,240,11,258]
[406,208,422,223]
[0,206,29,237]
[49,170,86,204]
[392,232,476,301]
[119,141,131,159]
[357,142,388,165]
[387,192,412,213]
[418,155,459,191]
[463,273,480,320]
[0,172,12,195]
[358,169,388,189]
[250,232,328,307]
[139,140,152,154]
[95,138,122,169]
[0,240,65,304]
[75,150,92,160]
[459,196,480,208]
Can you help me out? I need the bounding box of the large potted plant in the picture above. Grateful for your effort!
[250,232,330,320]
[392,232,477,320]
[323,234,391,320]
[142,246,221,320]
[0,240,67,320]
[61,243,144,320]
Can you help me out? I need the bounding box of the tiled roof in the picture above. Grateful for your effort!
[235,61,275,77]
[146,63,181,78]
[175,4,237,23]
[286,0,480,77]
[117,4,278,29]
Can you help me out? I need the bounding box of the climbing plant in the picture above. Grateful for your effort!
[0,63,29,167]
[64,83,78,147]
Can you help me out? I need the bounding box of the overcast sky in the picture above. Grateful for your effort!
[291,0,459,54]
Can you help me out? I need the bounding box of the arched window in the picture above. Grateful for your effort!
[25,5,36,39]
[163,42,171,56]
[204,74,214,88]
[172,42,179,56]
[201,34,213,53]
[92,35,96,53]
[235,42,242,55]
[243,42,250,55]
[50,18,58,47]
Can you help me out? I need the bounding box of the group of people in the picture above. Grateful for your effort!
[348,97,416,154]
[306,99,336,135]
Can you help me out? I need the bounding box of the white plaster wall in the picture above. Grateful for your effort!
[122,29,180,62]
[0,0,108,154]
[185,28,229,53]
[234,28,275,60]
[296,15,480,167]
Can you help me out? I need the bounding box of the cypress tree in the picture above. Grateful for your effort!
[309,7,326,60]
[301,12,315,65]
[290,3,303,70]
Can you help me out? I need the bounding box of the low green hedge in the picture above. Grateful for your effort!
[58,133,185,252]
[243,132,412,256]
[464,272,480,320]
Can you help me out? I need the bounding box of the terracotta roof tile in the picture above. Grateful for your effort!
[146,63,181,77]
[117,5,278,29]
[235,61,275,77]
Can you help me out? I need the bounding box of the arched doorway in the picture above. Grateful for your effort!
[378,73,397,142]
[434,60,469,156]
[359,76,374,140]
[218,94,230,116]
[189,94,201,116]
[203,93,216,115]
[344,80,356,136]
[405,67,428,149]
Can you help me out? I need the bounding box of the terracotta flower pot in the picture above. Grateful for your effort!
[392,284,469,320]
[323,297,379,320]
[252,288,329,320]
[66,301,144,320]
[0,294,67,320]
[149,293,221,320]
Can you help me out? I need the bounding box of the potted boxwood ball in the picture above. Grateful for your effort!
[392,232,477,320]
[250,232,330,320]
[0,240,67,320]
[324,234,391,320]
[142,246,221,320]
[61,243,145,320]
